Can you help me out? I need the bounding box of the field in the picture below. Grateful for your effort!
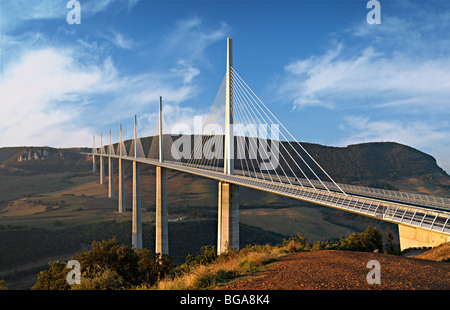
[0,164,400,239]
[0,147,447,289]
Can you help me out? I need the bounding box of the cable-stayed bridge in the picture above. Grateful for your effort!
[88,38,450,255]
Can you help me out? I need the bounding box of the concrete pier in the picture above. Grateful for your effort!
[99,155,105,185]
[108,156,114,198]
[218,38,239,254]
[398,224,450,250]
[132,116,142,249]
[99,134,105,185]
[92,135,96,172]
[156,166,168,255]
[132,160,142,249]
[155,96,169,255]
[118,158,125,213]
[218,181,239,254]
[118,125,125,213]
[108,130,114,198]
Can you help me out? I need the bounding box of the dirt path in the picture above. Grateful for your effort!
[220,250,450,290]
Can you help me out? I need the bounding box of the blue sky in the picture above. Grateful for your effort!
[1,0,450,173]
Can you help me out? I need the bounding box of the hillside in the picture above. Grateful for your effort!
[219,249,450,290]
[417,242,450,261]
[0,141,449,289]
[2,140,449,189]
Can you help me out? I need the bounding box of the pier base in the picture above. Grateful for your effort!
[217,181,239,254]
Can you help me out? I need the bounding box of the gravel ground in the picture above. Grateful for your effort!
[219,250,450,290]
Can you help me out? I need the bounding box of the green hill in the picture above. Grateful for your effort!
[2,140,448,189]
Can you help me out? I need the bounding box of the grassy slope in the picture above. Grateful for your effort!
[0,142,448,289]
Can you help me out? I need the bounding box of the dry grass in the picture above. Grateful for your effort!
[416,242,450,261]
[151,244,283,290]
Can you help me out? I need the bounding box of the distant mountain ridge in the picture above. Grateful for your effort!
[0,140,448,191]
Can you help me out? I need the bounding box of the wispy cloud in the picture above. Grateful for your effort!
[276,1,450,172]
[281,44,450,112]
[1,0,140,31]
[101,31,135,49]
[159,17,230,66]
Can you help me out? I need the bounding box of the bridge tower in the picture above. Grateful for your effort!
[156,96,169,256]
[99,133,105,185]
[132,115,142,249]
[118,124,126,213]
[92,135,96,172]
[108,129,114,198]
[218,37,239,254]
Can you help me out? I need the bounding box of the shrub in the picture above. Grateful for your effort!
[278,234,311,253]
[339,227,383,252]
[32,237,175,290]
[0,280,7,290]
[185,245,217,266]
[32,261,71,290]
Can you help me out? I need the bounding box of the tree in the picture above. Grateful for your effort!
[339,227,383,252]
[75,237,140,286]
[32,237,176,290]
[32,261,71,290]
[0,280,7,290]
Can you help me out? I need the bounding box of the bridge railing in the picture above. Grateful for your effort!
[227,171,450,235]
[178,161,450,211]
[91,153,450,235]
[293,177,450,211]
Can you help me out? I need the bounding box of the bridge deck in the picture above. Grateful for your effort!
[92,153,450,236]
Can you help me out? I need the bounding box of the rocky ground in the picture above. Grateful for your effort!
[219,250,450,290]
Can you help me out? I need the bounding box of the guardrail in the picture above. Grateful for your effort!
[90,153,450,235]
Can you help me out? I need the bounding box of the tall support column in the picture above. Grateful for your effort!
[218,37,239,254]
[108,130,114,198]
[218,181,239,254]
[224,37,234,175]
[118,124,126,213]
[132,116,142,249]
[156,166,168,255]
[156,96,169,255]
[132,161,142,249]
[92,135,96,172]
[99,133,105,185]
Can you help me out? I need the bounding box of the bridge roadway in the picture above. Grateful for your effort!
[92,153,450,236]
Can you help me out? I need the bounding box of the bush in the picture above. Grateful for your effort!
[278,234,311,253]
[185,245,217,266]
[32,261,71,290]
[71,269,124,290]
[339,227,383,252]
[0,280,7,290]
[32,237,176,290]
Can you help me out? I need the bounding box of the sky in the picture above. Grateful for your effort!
[1,0,450,173]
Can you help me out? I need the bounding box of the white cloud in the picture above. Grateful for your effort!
[0,48,116,147]
[0,42,204,148]
[160,17,230,66]
[281,44,450,111]
[278,3,450,173]
[102,31,135,49]
[1,0,140,31]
